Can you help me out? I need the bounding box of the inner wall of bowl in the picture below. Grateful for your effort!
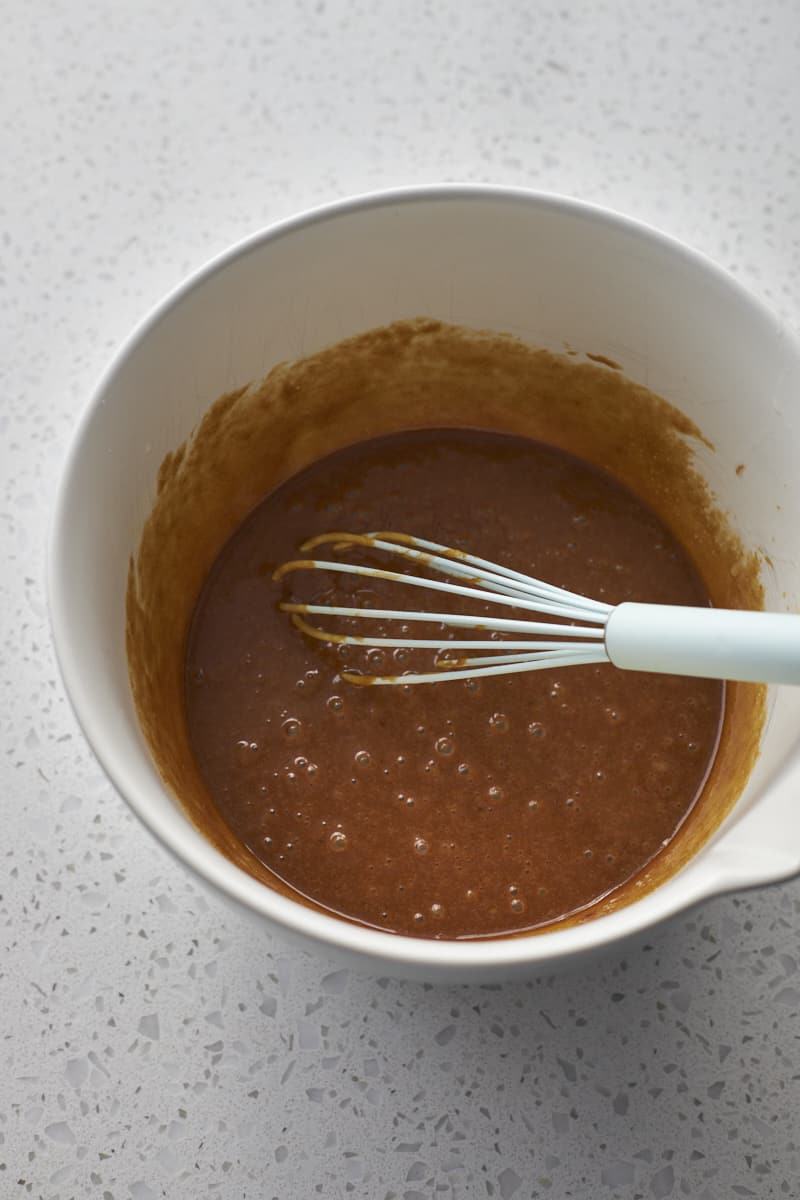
[68,193,800,925]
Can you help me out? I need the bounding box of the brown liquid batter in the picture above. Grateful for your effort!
[184,429,723,939]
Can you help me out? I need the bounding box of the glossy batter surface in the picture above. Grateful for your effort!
[184,430,723,939]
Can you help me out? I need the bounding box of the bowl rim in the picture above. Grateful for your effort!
[48,183,792,974]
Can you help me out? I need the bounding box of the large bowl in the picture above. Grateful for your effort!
[49,186,800,982]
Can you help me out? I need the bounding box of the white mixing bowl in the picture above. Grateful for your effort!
[49,186,800,981]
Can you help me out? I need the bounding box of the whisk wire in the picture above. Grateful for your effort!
[299,532,612,618]
[276,557,605,624]
[341,649,609,687]
[289,613,597,653]
[280,601,605,639]
[367,531,613,615]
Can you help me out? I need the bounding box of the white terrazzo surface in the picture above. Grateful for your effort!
[3,1,800,1196]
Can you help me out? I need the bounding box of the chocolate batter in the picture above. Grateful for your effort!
[184,429,723,939]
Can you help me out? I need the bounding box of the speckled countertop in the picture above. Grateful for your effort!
[3,2,800,1196]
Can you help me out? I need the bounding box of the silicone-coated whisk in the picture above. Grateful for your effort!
[274,532,800,687]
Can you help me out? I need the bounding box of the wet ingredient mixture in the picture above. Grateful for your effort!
[184,430,723,939]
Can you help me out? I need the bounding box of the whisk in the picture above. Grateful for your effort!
[273,531,800,687]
